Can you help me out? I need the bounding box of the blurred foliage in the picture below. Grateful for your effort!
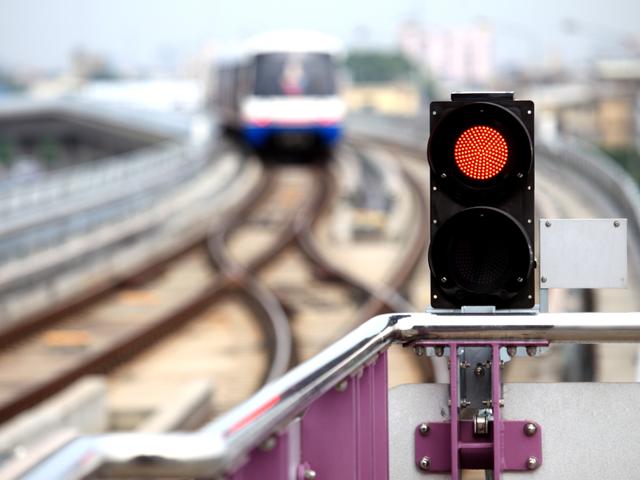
[345,50,416,83]
[602,147,640,183]
[344,50,438,103]
[0,138,13,165]
[37,137,60,166]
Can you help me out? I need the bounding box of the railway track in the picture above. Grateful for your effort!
[110,155,434,416]
[0,146,433,429]
[4,124,616,436]
[0,154,270,424]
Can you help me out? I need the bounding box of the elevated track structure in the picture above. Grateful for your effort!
[1,106,640,478]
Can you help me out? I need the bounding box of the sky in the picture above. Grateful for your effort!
[0,0,639,72]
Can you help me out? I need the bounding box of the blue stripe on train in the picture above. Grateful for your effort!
[243,124,343,147]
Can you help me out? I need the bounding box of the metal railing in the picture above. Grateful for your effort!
[0,99,200,263]
[0,146,243,324]
[15,311,640,479]
[0,143,206,257]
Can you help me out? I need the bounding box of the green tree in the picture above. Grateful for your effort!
[345,50,416,83]
[602,147,640,184]
[0,138,13,165]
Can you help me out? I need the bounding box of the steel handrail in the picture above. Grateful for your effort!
[19,311,640,479]
[0,144,195,220]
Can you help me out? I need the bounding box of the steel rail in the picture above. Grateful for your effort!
[20,311,640,479]
[0,157,273,422]
[0,153,263,351]
[0,158,333,424]
[294,149,434,379]
[294,166,412,314]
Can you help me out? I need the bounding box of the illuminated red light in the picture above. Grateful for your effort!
[454,126,508,180]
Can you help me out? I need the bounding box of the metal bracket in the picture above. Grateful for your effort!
[426,306,540,315]
[461,306,496,314]
[415,420,542,473]
[411,340,546,479]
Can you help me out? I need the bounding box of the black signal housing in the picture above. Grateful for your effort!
[428,92,535,309]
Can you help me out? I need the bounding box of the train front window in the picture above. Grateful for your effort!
[253,53,336,96]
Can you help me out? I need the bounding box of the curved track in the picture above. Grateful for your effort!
[0,155,272,423]
[3,124,619,430]
[0,146,433,426]
[2,120,625,444]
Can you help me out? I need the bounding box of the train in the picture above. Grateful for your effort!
[215,30,346,150]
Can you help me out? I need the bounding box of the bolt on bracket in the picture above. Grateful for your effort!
[412,340,545,478]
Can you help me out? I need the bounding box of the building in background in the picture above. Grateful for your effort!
[595,59,640,152]
[398,21,494,87]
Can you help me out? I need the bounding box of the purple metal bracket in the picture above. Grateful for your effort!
[411,340,546,479]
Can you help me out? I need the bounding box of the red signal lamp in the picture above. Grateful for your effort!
[428,93,535,309]
[454,126,508,180]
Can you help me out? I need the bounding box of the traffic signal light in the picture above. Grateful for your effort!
[428,92,535,309]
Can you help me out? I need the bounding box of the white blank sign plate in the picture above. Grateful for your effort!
[389,382,640,479]
[539,218,627,289]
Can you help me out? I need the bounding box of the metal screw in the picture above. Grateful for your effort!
[524,423,537,436]
[545,220,552,227]
[541,276,547,283]
[433,294,438,299]
[526,346,537,357]
[526,456,539,470]
[527,185,532,190]
[528,294,533,300]
[335,380,348,392]
[419,423,430,435]
[506,346,517,357]
[614,220,621,227]
[441,172,447,179]
[304,469,317,479]
[432,186,437,191]
[474,365,485,377]
[260,436,277,451]
[434,346,444,357]
[432,110,437,116]
[527,110,532,115]
[517,172,524,178]
[527,218,532,224]
[460,399,471,408]
[432,219,438,224]
[419,456,431,471]
[516,277,524,283]
[499,399,505,407]
[414,346,425,357]
[440,276,447,283]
